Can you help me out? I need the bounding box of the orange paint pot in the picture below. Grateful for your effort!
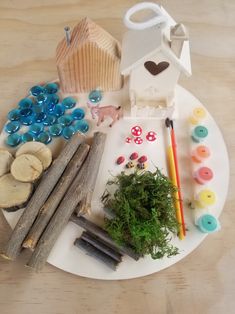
[191,145,210,163]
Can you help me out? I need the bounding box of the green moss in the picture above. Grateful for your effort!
[102,169,179,259]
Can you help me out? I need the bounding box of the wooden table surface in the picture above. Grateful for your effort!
[0,1,234,313]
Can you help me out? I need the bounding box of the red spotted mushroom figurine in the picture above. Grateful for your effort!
[146,131,157,142]
[134,137,143,145]
[131,125,142,137]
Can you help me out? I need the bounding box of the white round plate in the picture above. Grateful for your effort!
[1,85,229,280]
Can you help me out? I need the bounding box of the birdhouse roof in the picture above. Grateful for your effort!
[120,7,191,77]
[56,17,121,65]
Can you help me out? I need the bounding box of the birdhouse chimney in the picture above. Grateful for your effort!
[64,26,71,46]
[170,23,188,58]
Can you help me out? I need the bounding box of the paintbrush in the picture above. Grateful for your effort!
[165,118,185,239]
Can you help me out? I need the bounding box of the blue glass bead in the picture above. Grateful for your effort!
[34,112,47,123]
[44,102,56,113]
[37,94,48,105]
[44,82,58,94]
[53,104,65,117]
[32,102,44,114]
[7,109,21,121]
[62,126,75,140]
[74,120,89,133]
[37,131,52,144]
[5,121,21,134]
[61,97,76,109]
[43,115,56,126]
[58,115,73,127]
[18,98,33,109]
[72,108,85,120]
[46,94,59,106]
[21,132,35,143]
[20,108,33,117]
[20,115,34,125]
[49,124,63,137]
[6,133,22,147]
[29,123,44,135]
[30,85,44,96]
[88,90,102,103]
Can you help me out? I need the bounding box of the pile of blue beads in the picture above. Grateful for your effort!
[5,82,89,147]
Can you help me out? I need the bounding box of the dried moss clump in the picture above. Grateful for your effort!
[102,170,179,259]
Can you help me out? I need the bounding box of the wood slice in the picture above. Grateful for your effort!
[0,173,32,211]
[11,154,43,183]
[0,149,14,177]
[15,142,52,170]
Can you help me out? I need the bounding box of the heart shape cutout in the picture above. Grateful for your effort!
[144,61,169,76]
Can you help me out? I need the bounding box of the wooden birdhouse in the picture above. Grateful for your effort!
[120,7,191,118]
[56,17,123,93]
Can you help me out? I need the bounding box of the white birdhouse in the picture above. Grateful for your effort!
[121,4,192,118]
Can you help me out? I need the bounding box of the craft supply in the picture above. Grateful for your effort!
[165,118,185,239]
[188,107,206,125]
[193,166,213,185]
[134,137,143,145]
[102,170,179,259]
[116,156,125,165]
[1,133,85,260]
[23,143,90,250]
[195,214,220,233]
[30,85,44,96]
[37,131,52,144]
[0,149,14,177]
[70,215,140,260]
[96,105,123,127]
[74,120,89,133]
[20,115,34,126]
[49,124,63,137]
[29,123,44,135]
[191,145,210,163]
[62,126,75,139]
[137,162,147,170]
[131,125,142,137]
[7,109,21,121]
[126,161,135,169]
[125,137,132,144]
[61,97,77,109]
[5,133,22,147]
[130,152,138,160]
[80,231,123,263]
[16,142,52,170]
[11,154,43,183]
[195,189,216,209]
[88,90,102,103]
[146,131,157,142]
[138,155,147,163]
[26,132,106,271]
[74,238,119,271]
[5,121,21,134]
[169,119,186,236]
[58,115,73,127]
[21,132,35,143]
[72,108,85,120]
[43,115,56,126]
[34,112,47,123]
[44,82,58,94]
[191,125,208,143]
[0,174,32,212]
[53,104,65,117]
[18,98,33,109]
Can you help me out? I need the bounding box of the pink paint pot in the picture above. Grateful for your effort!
[193,166,214,185]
